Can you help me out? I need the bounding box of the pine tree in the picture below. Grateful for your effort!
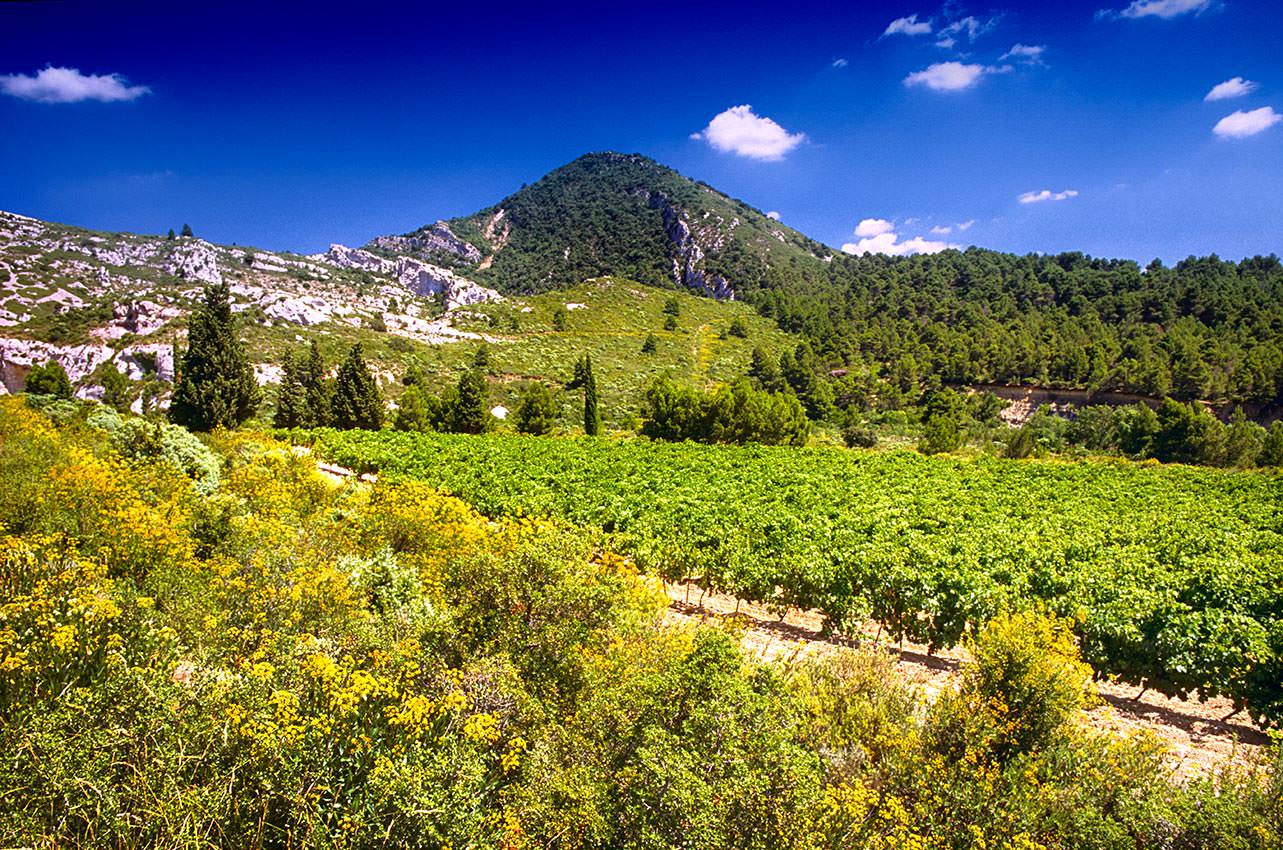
[180,223,194,238]
[641,333,658,354]
[99,363,131,412]
[515,382,557,435]
[450,370,490,434]
[583,354,602,436]
[24,360,73,399]
[169,282,260,431]
[273,351,308,428]
[166,228,176,241]
[301,341,331,427]
[331,344,384,430]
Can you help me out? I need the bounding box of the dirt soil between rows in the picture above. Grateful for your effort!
[661,582,1271,780]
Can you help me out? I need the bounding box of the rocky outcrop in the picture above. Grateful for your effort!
[317,244,394,274]
[630,190,734,300]
[367,221,483,264]
[317,244,501,312]
[164,240,222,285]
[263,295,335,326]
[114,343,175,383]
[0,338,114,394]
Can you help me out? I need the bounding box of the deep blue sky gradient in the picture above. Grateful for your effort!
[1,0,1280,261]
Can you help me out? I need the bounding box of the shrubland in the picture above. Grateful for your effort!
[3,396,1281,847]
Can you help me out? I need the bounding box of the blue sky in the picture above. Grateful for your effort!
[1,0,1279,262]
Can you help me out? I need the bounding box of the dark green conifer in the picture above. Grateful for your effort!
[169,282,260,431]
[583,354,602,436]
[331,343,384,430]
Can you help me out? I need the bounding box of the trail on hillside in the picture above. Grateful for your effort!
[661,582,1270,780]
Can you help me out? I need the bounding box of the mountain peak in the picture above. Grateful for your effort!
[367,152,830,298]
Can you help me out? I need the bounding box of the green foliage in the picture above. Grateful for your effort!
[514,382,557,435]
[929,612,1094,764]
[726,316,749,339]
[1263,421,1283,467]
[275,342,332,429]
[179,223,193,238]
[1152,398,1225,465]
[316,428,1283,723]
[24,360,72,399]
[2,400,1283,848]
[663,312,679,332]
[97,363,131,413]
[1004,424,1035,459]
[840,411,877,449]
[551,306,567,331]
[393,384,435,433]
[110,416,221,494]
[451,370,491,434]
[639,376,810,446]
[640,332,658,354]
[169,282,260,431]
[331,343,384,430]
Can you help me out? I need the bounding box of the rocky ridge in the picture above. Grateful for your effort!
[0,210,503,399]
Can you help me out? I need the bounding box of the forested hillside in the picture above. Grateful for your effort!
[380,153,1283,408]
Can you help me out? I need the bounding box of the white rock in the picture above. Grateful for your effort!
[164,240,222,285]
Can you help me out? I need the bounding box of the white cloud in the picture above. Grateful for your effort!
[1212,106,1282,139]
[1205,77,1258,101]
[0,66,150,104]
[842,219,958,256]
[1018,188,1079,203]
[1000,43,1047,63]
[854,218,895,237]
[939,15,991,41]
[883,14,933,37]
[956,219,976,231]
[831,58,849,68]
[904,61,1009,92]
[692,105,806,161]
[930,224,953,235]
[1098,0,1213,20]
[766,210,781,221]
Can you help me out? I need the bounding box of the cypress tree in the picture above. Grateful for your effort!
[180,223,194,238]
[331,343,384,430]
[583,354,602,436]
[169,282,260,431]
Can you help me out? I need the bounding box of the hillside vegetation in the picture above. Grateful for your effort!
[2,398,1281,848]
[380,153,1283,410]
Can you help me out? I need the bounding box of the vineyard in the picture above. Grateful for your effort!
[310,429,1283,725]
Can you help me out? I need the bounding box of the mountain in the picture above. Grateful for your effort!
[2,151,1282,417]
[0,207,792,424]
[366,152,834,299]
[368,152,1283,410]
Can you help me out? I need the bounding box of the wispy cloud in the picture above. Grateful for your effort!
[831,58,849,69]
[1018,188,1079,203]
[904,61,1010,92]
[1000,43,1047,64]
[1212,106,1281,139]
[691,105,806,161]
[1205,77,1258,101]
[843,218,958,256]
[0,66,150,104]
[1097,0,1213,20]
[883,13,933,37]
